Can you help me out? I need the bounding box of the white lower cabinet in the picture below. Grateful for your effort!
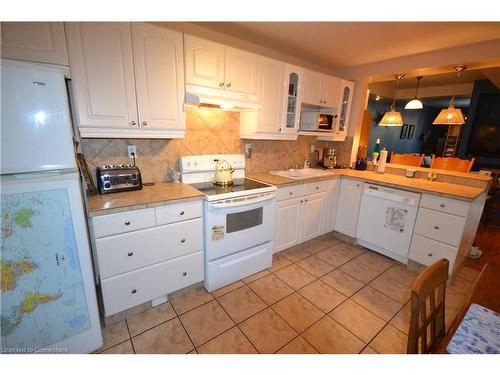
[302,192,327,241]
[321,178,340,234]
[275,197,303,252]
[274,181,328,253]
[91,200,204,316]
[334,178,363,237]
[408,193,475,275]
[101,251,203,316]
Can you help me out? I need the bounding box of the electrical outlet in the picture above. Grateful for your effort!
[127,145,137,159]
[245,143,252,159]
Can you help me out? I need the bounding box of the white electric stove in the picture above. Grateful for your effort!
[180,154,276,291]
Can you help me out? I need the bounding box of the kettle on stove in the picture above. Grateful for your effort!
[213,159,234,186]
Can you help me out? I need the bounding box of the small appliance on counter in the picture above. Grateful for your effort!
[96,164,142,194]
[300,111,337,132]
[213,159,234,186]
[322,146,337,169]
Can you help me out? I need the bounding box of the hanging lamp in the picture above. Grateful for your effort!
[379,74,404,126]
[405,76,423,109]
[433,65,466,125]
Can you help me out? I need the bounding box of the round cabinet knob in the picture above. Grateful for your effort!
[226,82,231,88]
[219,82,225,87]
[131,289,137,294]
[129,121,137,126]
[127,251,133,257]
[181,238,186,243]
[279,127,283,132]
[434,225,440,230]
[182,272,187,276]
[356,184,361,187]
[142,121,147,127]
[319,100,322,103]
[316,186,319,190]
[289,191,293,195]
[300,200,304,203]
[440,203,446,208]
[180,210,185,216]
[427,252,433,257]
[124,220,131,226]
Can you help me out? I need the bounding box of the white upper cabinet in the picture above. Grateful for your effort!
[184,35,258,95]
[131,23,185,133]
[256,56,285,133]
[1,22,69,65]
[335,79,354,139]
[224,47,258,94]
[184,35,224,89]
[282,64,303,136]
[66,23,138,132]
[302,69,341,107]
[66,23,185,138]
[302,70,323,106]
[322,75,341,107]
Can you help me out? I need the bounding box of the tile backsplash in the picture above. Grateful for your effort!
[80,107,353,184]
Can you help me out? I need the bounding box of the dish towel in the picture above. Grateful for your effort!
[447,303,500,354]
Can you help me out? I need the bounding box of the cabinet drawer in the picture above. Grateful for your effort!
[420,194,470,217]
[101,251,204,316]
[276,184,305,201]
[414,208,465,247]
[409,234,457,272]
[304,180,330,195]
[156,200,202,225]
[92,208,156,238]
[96,218,203,279]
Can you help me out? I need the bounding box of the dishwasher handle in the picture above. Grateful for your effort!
[363,184,419,206]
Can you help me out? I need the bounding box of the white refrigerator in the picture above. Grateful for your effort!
[0,59,102,353]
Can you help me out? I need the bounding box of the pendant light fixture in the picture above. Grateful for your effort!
[379,74,404,126]
[433,65,467,125]
[405,76,423,109]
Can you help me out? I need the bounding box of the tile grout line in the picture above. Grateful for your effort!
[168,301,198,353]
[124,319,136,354]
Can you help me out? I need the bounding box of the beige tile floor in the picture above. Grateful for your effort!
[97,233,477,354]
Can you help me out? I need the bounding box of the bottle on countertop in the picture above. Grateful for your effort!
[372,138,381,166]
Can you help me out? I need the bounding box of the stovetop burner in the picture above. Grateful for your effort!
[191,178,272,196]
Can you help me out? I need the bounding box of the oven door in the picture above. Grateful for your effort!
[205,192,276,261]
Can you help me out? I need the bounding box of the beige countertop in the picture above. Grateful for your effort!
[247,169,486,200]
[87,182,205,216]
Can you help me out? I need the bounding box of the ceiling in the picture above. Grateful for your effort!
[384,70,487,90]
[196,22,500,69]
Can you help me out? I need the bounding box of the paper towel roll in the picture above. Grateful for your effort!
[376,149,388,173]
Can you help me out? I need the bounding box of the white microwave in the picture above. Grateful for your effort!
[300,112,337,132]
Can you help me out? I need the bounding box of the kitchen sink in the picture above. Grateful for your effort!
[270,168,333,179]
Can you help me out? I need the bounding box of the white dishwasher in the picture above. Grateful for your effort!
[356,184,421,263]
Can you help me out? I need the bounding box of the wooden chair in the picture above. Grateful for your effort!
[430,156,475,173]
[390,152,424,167]
[407,259,449,354]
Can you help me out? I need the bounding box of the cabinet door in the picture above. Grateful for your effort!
[256,56,285,134]
[302,69,323,105]
[321,179,340,234]
[224,46,258,95]
[184,35,225,89]
[334,178,362,237]
[274,198,302,253]
[322,75,341,108]
[1,22,69,65]
[66,23,138,131]
[302,192,327,242]
[132,23,185,132]
[282,64,303,135]
[335,80,354,139]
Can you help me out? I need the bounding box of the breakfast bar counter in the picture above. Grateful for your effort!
[247,169,487,200]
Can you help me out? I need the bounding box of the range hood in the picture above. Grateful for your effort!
[185,85,261,111]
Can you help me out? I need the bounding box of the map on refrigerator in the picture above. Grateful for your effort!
[1,189,90,351]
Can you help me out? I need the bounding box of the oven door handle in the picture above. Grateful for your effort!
[208,192,276,209]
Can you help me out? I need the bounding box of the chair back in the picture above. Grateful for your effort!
[407,259,449,354]
[431,156,475,173]
[390,152,424,167]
